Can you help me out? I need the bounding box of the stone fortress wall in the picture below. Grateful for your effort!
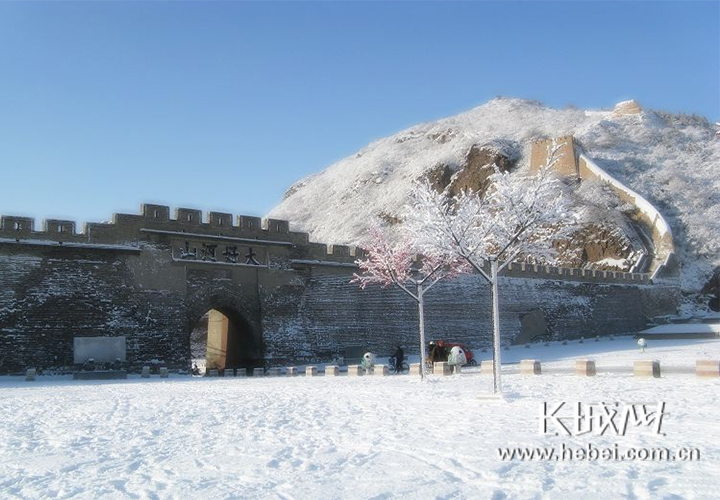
[0,184,680,375]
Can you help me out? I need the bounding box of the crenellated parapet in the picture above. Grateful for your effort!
[500,261,650,285]
[0,203,656,283]
[0,204,296,241]
[0,204,366,266]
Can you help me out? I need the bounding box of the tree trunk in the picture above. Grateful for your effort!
[418,284,427,380]
[491,259,502,394]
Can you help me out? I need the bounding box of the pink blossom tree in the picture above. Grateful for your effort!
[352,225,468,379]
[405,144,575,393]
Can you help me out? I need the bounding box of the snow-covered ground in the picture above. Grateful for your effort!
[1,337,719,500]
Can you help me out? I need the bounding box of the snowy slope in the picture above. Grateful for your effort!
[267,98,720,291]
[1,337,719,499]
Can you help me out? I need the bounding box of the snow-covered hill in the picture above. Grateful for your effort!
[267,98,720,292]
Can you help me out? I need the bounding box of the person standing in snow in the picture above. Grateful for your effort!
[428,341,447,364]
[429,341,447,363]
[393,345,405,373]
[427,341,437,363]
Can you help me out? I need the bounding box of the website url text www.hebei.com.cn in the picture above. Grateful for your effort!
[497,443,701,462]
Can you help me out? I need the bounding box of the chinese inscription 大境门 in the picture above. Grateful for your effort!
[178,242,262,265]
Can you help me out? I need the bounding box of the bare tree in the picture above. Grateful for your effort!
[405,146,574,393]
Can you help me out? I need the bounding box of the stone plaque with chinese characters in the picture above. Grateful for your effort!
[172,239,267,266]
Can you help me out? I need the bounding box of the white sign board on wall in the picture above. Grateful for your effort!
[73,336,127,364]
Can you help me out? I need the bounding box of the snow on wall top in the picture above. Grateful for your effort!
[577,153,675,280]
[578,154,672,240]
[267,97,720,291]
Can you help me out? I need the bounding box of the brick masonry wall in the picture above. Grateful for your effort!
[258,268,679,364]
[0,244,185,374]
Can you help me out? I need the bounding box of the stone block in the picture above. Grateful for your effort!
[286,367,297,376]
[266,367,280,377]
[433,362,452,376]
[575,360,596,376]
[634,360,661,378]
[520,359,541,375]
[25,368,36,381]
[374,364,389,377]
[73,370,127,380]
[696,360,720,378]
[347,365,363,377]
[325,365,339,376]
[207,369,219,377]
[481,360,494,375]
[237,368,247,377]
[253,368,265,377]
[159,367,169,378]
[224,368,235,377]
[306,366,318,377]
[408,363,422,376]
[141,366,151,378]
[365,366,374,376]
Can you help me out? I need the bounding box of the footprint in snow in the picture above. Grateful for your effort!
[647,477,668,491]
[491,489,508,500]
[495,462,518,476]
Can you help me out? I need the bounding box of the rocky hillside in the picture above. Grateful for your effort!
[267,98,720,295]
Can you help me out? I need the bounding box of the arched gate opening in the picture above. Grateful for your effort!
[189,307,257,374]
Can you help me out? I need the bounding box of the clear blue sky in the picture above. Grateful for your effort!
[0,1,718,227]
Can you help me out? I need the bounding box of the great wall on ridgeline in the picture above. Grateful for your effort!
[530,134,678,281]
[0,133,681,375]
